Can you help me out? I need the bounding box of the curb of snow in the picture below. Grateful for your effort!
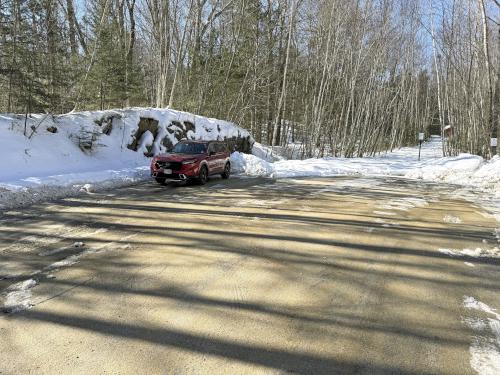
[0,166,149,211]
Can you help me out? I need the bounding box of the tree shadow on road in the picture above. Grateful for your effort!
[1,176,499,374]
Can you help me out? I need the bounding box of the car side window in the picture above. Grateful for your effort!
[208,143,215,155]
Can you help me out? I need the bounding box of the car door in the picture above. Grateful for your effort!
[206,143,219,173]
[214,143,226,172]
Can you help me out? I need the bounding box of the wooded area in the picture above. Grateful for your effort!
[0,0,498,157]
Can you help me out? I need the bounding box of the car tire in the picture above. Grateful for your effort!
[155,177,166,184]
[221,163,230,179]
[198,165,208,185]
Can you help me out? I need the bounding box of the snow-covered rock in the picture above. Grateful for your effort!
[0,107,252,210]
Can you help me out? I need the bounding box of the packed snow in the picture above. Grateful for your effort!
[38,241,86,257]
[44,235,136,271]
[376,197,429,212]
[443,215,462,224]
[438,247,500,259]
[0,234,138,313]
[2,279,37,313]
[463,296,500,375]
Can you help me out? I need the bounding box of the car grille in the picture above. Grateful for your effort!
[156,161,182,170]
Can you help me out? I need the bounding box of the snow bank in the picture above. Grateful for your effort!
[251,142,286,162]
[234,137,500,192]
[0,107,252,210]
[231,152,274,177]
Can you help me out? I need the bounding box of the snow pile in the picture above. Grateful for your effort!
[406,154,499,188]
[0,107,251,210]
[474,156,500,190]
[231,151,274,177]
[463,296,500,375]
[251,142,286,162]
[233,137,500,192]
[136,130,155,155]
[2,279,38,313]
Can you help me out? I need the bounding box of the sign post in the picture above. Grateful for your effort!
[418,133,424,161]
[491,138,497,158]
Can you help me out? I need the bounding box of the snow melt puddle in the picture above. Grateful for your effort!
[438,247,500,258]
[463,296,500,375]
[2,279,37,313]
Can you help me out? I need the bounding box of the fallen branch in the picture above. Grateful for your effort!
[28,114,51,140]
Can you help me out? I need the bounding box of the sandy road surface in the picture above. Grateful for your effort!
[0,176,499,374]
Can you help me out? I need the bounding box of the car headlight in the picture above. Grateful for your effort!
[182,160,196,165]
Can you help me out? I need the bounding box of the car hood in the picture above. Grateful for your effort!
[156,153,203,162]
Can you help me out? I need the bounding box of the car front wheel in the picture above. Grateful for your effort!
[198,165,208,185]
[221,163,230,179]
[155,177,166,184]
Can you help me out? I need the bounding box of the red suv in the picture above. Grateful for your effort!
[150,140,231,185]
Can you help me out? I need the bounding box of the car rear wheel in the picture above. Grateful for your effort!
[198,166,208,185]
[155,177,166,184]
[221,163,230,179]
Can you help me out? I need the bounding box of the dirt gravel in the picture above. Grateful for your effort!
[0,176,499,374]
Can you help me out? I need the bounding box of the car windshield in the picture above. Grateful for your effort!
[171,142,207,154]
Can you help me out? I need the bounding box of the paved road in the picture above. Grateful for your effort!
[0,176,499,374]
